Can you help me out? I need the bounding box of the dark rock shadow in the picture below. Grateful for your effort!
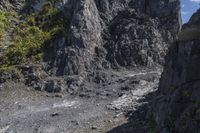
[106,91,158,133]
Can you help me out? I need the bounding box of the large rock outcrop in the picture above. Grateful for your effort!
[50,0,181,76]
[0,0,182,92]
[153,9,200,133]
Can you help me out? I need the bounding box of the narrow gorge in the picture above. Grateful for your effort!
[0,0,199,133]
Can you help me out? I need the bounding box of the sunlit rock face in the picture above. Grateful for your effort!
[1,0,181,75]
[49,0,181,76]
[0,0,181,92]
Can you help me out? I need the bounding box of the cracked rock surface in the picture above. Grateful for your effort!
[0,0,187,133]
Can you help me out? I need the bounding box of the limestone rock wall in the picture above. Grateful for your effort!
[153,8,200,133]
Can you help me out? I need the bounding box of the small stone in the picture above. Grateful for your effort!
[50,112,59,117]
[91,126,98,130]
[71,120,79,125]
[55,94,63,98]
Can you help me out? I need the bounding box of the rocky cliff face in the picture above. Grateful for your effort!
[52,0,181,76]
[0,0,189,133]
[44,0,181,92]
[0,0,181,92]
[153,9,200,133]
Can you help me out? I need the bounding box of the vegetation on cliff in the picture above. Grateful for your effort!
[1,1,68,67]
[0,11,9,44]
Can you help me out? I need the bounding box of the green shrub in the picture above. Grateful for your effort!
[181,90,191,98]
[196,108,200,114]
[178,27,200,41]
[1,1,68,66]
[3,25,51,65]
[0,11,10,43]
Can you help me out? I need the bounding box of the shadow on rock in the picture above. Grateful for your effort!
[106,91,158,133]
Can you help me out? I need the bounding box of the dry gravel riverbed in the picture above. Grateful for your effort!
[0,69,160,133]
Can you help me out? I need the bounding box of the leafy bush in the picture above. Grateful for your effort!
[2,1,68,66]
[3,25,51,65]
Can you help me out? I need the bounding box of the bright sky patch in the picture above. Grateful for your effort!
[181,0,199,23]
